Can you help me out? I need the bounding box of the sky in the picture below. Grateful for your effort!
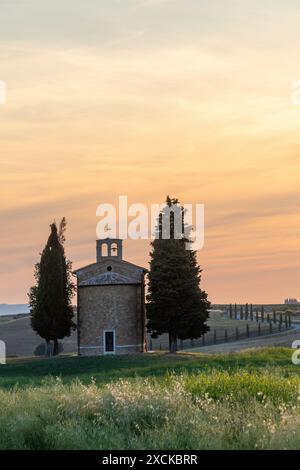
[1,0,300,304]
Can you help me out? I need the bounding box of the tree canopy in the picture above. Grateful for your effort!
[147,197,210,353]
[29,218,76,356]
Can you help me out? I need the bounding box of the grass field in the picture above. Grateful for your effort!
[1,348,300,449]
[148,310,273,350]
[0,315,77,357]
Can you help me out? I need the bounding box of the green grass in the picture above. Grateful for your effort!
[1,347,296,389]
[1,348,300,449]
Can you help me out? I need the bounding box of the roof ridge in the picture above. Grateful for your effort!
[73,257,147,274]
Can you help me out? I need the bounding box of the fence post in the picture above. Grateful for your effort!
[285,314,288,329]
[236,327,239,340]
[273,310,276,324]
[258,323,261,336]
[229,304,233,319]
[250,304,253,321]
[245,303,249,320]
[246,323,250,338]
[256,309,259,322]
[213,330,217,344]
[269,322,272,334]
[225,329,228,342]
[261,306,264,323]
[240,306,244,320]
[267,313,270,323]
[289,314,292,327]
[234,304,237,320]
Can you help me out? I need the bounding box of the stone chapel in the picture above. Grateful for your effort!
[74,238,147,356]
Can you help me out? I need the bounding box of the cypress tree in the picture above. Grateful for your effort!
[146,197,210,353]
[29,219,76,356]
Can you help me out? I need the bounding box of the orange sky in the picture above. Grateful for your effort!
[1,0,300,304]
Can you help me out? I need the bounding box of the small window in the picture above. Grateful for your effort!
[107,266,112,271]
[104,331,115,353]
[101,243,108,256]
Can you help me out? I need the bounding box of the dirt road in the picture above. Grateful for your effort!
[187,326,300,353]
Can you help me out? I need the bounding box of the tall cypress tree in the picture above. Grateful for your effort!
[147,197,210,353]
[29,218,76,356]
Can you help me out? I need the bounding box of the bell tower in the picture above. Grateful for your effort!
[96,238,123,262]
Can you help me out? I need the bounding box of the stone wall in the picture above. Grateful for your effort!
[78,284,145,356]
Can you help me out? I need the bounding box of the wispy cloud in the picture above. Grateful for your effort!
[1,1,300,303]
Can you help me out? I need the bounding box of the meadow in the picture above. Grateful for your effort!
[1,348,300,450]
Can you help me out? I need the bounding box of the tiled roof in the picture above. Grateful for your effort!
[78,271,141,287]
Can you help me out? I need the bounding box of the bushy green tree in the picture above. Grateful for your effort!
[29,218,76,356]
[147,197,210,353]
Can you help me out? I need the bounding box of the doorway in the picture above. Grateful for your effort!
[104,330,115,354]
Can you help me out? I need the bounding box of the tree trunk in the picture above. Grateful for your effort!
[169,334,177,354]
[53,338,59,356]
[45,340,51,357]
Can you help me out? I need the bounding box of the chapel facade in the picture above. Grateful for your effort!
[74,238,147,356]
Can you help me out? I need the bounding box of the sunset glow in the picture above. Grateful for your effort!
[1,0,300,303]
